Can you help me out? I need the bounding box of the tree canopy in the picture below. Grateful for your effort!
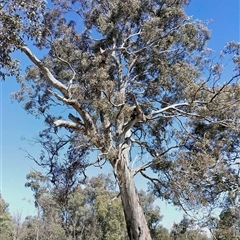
[1,0,240,239]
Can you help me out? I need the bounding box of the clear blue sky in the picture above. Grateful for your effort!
[1,0,239,229]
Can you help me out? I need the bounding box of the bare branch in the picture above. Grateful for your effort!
[149,102,190,118]
[43,29,77,89]
[83,150,113,169]
[133,144,181,175]
[101,90,125,107]
[54,119,83,130]
[55,53,76,90]
[108,192,121,205]
[209,73,240,103]
[20,46,69,98]
[140,170,194,216]
[121,30,142,48]
[47,89,96,131]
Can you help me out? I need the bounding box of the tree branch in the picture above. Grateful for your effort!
[149,102,190,118]
[47,89,96,131]
[209,73,240,103]
[20,46,69,98]
[54,119,84,130]
[133,144,181,175]
[47,38,77,89]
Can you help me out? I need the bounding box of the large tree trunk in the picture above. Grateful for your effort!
[116,161,152,240]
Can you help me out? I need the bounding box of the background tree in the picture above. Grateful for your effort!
[170,216,210,240]
[13,214,67,240]
[0,184,213,239]
[1,0,240,239]
[210,192,240,240]
[24,172,127,239]
[24,172,169,239]
[0,194,14,240]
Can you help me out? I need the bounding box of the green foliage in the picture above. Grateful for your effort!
[0,194,14,240]
[24,172,128,239]
[65,174,128,239]
[170,216,210,240]
[214,209,240,239]
[0,186,214,240]
[16,215,67,240]
[210,193,240,240]
[23,172,174,239]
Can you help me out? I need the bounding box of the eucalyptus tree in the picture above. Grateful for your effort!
[25,172,166,239]
[0,194,13,240]
[210,192,240,240]
[170,216,211,240]
[1,0,240,239]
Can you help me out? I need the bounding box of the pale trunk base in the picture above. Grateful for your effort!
[116,162,152,240]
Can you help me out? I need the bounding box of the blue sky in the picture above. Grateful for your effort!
[1,0,239,229]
